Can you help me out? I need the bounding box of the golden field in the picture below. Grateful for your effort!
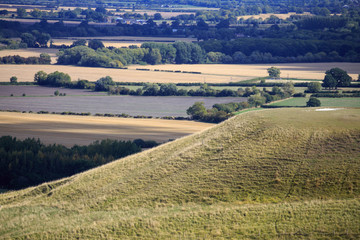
[238,12,312,20]
[0,112,214,147]
[0,64,249,83]
[131,62,360,80]
[51,39,142,48]
[0,62,358,83]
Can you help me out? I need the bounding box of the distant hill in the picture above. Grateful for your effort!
[1,108,359,239]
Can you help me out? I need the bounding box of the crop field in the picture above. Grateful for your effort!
[269,97,360,107]
[51,39,142,48]
[0,65,249,83]
[0,93,246,117]
[238,12,312,20]
[0,112,213,146]
[0,108,359,238]
[131,62,360,80]
[0,85,105,97]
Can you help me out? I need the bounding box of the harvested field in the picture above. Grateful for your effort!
[0,48,59,63]
[0,112,214,146]
[238,12,312,20]
[0,85,105,97]
[131,62,360,80]
[0,94,246,117]
[56,36,196,42]
[51,39,142,48]
[0,65,249,83]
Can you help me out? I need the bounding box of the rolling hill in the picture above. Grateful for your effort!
[0,108,359,239]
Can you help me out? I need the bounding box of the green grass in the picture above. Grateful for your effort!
[1,108,359,239]
[270,97,360,107]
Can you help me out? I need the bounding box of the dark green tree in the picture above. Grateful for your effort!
[307,82,322,93]
[267,67,281,78]
[17,8,26,18]
[95,76,115,91]
[10,76,17,84]
[20,33,37,47]
[34,71,48,85]
[322,74,337,89]
[88,39,105,50]
[306,97,321,107]
[325,68,352,88]
[187,102,207,120]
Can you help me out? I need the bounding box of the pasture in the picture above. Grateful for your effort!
[0,111,214,146]
[269,97,360,108]
[0,108,359,238]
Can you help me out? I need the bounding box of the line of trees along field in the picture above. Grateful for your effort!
[0,136,159,190]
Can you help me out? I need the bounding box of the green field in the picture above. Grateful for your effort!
[270,97,360,107]
[0,108,359,238]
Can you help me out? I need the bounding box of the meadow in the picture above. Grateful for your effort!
[0,108,359,238]
[270,97,360,108]
[0,93,245,117]
[0,111,213,147]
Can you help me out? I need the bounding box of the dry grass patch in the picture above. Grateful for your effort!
[0,112,214,146]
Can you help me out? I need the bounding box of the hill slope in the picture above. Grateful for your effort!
[1,108,360,239]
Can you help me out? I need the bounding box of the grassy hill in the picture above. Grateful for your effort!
[0,108,359,239]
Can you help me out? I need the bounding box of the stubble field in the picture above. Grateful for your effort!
[1,62,359,83]
[0,111,214,147]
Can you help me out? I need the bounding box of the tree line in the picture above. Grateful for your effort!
[186,82,296,123]
[0,136,159,190]
[0,53,51,64]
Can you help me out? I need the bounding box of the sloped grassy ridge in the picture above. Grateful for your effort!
[0,108,359,239]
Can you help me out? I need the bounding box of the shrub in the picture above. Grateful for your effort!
[306,97,321,107]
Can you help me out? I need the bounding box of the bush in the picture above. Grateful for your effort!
[306,97,321,107]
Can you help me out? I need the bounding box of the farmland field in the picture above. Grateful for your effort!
[0,85,105,97]
[1,62,359,84]
[0,93,246,117]
[131,62,360,80]
[269,97,360,107]
[51,39,142,48]
[0,112,214,146]
[0,64,249,83]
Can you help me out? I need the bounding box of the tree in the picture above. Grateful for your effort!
[88,39,104,50]
[20,33,37,48]
[248,94,266,107]
[17,8,27,18]
[187,102,207,120]
[154,13,162,20]
[267,67,281,78]
[71,39,87,47]
[36,33,51,47]
[324,68,352,88]
[322,74,337,89]
[95,76,115,91]
[46,71,71,86]
[34,71,48,85]
[306,97,321,107]
[307,82,321,93]
[145,48,162,65]
[10,76,17,84]
[54,90,60,96]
